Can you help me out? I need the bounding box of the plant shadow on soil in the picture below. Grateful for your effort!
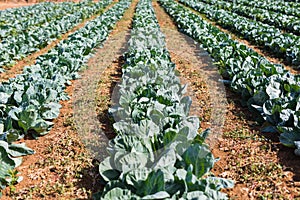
[72,32,131,197]
[96,41,128,140]
[69,63,125,198]
[72,159,105,197]
[96,55,125,140]
[181,34,300,183]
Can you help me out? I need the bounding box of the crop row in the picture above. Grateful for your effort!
[0,1,80,40]
[232,0,300,9]
[227,0,300,17]
[0,0,131,195]
[200,0,300,36]
[285,0,300,2]
[96,0,233,199]
[159,0,300,155]
[0,0,112,72]
[0,2,59,25]
[179,0,300,67]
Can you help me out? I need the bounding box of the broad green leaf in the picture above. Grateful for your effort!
[7,143,34,157]
[148,109,164,125]
[136,119,160,138]
[41,102,61,120]
[137,169,165,197]
[102,187,139,200]
[0,92,10,104]
[152,148,176,169]
[142,191,170,199]
[124,168,151,187]
[280,130,300,147]
[117,151,149,173]
[180,96,192,116]
[294,141,300,156]
[181,144,215,178]
[0,124,3,135]
[186,191,207,200]
[99,157,120,182]
[32,119,53,136]
[206,177,234,190]
[0,143,19,191]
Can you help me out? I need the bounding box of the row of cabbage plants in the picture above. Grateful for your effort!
[231,0,300,8]
[284,0,300,2]
[0,2,75,40]
[200,0,300,36]
[0,0,131,196]
[159,0,300,155]
[0,2,59,25]
[226,0,300,17]
[0,1,83,40]
[96,0,233,199]
[179,0,300,67]
[0,0,112,71]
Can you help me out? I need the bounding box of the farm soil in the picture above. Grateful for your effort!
[1,0,300,199]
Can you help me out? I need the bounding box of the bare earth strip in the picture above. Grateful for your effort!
[154,1,300,199]
[73,0,138,163]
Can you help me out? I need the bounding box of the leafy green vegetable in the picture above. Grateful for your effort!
[0,0,130,193]
[0,0,112,70]
[179,0,300,66]
[97,0,233,198]
[160,0,300,154]
[195,0,300,36]
[0,141,34,195]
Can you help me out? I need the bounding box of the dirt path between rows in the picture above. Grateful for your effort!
[73,0,138,163]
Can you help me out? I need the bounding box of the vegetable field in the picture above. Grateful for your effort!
[0,0,300,199]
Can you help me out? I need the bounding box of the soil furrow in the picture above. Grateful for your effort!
[74,0,138,162]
